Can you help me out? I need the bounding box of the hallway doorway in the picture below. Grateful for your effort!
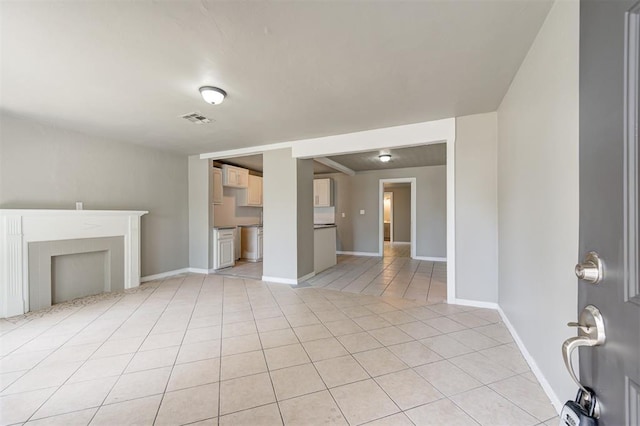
[382,182,412,258]
[379,178,416,258]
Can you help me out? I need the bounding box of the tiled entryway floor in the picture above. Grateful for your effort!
[308,255,447,304]
[214,260,262,281]
[0,274,558,426]
[383,242,411,258]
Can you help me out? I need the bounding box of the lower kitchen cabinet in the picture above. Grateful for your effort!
[241,226,263,262]
[213,227,235,269]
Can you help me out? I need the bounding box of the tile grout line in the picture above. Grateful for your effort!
[23,279,164,423]
[264,282,353,425]
[144,274,205,425]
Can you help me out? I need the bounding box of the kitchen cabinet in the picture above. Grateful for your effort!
[237,175,263,207]
[241,226,263,262]
[222,164,249,188]
[314,178,333,207]
[213,227,235,269]
[211,167,223,205]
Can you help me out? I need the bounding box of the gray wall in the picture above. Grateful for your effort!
[455,112,499,303]
[318,165,446,257]
[386,185,411,242]
[497,0,578,404]
[296,159,314,277]
[188,156,211,270]
[263,148,314,281]
[0,113,189,277]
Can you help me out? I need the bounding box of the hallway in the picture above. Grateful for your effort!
[383,242,411,258]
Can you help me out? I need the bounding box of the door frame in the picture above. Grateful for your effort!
[384,191,394,243]
[379,179,415,257]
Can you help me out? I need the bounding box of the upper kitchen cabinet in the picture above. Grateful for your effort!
[314,178,333,207]
[222,164,249,188]
[238,175,263,207]
[211,167,223,205]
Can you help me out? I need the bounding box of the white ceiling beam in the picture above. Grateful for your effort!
[314,157,356,176]
[200,142,293,160]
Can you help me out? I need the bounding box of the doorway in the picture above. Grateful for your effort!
[383,191,393,242]
[379,178,416,258]
[382,183,412,258]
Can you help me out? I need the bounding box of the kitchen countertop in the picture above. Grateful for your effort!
[212,225,237,230]
[238,224,263,228]
[314,224,337,229]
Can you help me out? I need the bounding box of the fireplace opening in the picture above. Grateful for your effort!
[51,250,109,304]
[28,236,124,312]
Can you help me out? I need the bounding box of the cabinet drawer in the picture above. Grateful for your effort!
[216,229,235,239]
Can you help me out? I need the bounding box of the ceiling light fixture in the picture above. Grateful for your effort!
[379,154,392,163]
[199,86,227,105]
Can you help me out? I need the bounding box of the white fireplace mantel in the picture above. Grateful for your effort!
[0,209,148,318]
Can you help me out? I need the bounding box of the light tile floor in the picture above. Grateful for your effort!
[383,242,411,258]
[308,255,447,304]
[215,261,262,281]
[0,274,558,426]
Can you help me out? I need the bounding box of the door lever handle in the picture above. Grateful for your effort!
[567,322,592,332]
[562,305,606,393]
[563,336,598,393]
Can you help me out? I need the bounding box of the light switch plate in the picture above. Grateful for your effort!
[360,210,365,215]
[341,212,346,218]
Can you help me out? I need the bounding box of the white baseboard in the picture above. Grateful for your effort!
[452,298,499,310]
[187,268,211,274]
[262,271,316,285]
[391,241,411,245]
[413,256,447,262]
[336,251,380,257]
[298,271,316,283]
[497,307,563,414]
[140,268,190,282]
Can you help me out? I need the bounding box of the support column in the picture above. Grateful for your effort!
[188,156,211,271]
[262,148,314,284]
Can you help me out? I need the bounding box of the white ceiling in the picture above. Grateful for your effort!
[0,1,552,154]
[218,155,337,174]
[327,144,446,172]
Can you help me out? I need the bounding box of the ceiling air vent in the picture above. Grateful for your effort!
[180,112,213,124]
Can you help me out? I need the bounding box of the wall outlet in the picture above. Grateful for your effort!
[360,209,365,215]
[75,202,83,210]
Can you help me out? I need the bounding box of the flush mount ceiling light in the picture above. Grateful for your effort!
[378,154,392,163]
[199,86,227,105]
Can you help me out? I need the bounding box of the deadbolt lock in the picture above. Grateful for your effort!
[575,251,604,284]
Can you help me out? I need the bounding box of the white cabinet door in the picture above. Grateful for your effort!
[247,175,262,206]
[222,165,249,188]
[237,168,249,188]
[313,178,332,207]
[219,238,235,268]
[211,167,223,204]
[257,230,263,261]
[238,175,263,207]
[226,167,238,186]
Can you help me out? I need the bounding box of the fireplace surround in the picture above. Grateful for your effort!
[0,209,147,318]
